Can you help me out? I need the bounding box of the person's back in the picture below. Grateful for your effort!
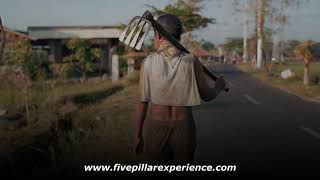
[144,50,201,104]
[133,13,226,164]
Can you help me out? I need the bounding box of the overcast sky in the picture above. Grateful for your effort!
[0,0,319,44]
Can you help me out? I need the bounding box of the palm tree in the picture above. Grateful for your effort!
[294,40,314,86]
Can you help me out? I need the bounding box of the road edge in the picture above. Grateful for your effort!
[234,65,320,104]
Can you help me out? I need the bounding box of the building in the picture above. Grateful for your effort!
[1,26,34,46]
[0,26,34,65]
[1,26,33,42]
[28,26,122,74]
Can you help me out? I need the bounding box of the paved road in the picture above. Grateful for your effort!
[193,64,320,176]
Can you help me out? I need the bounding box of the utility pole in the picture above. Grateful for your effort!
[279,2,285,63]
[243,0,248,64]
[256,0,263,69]
[271,0,279,64]
[272,36,278,61]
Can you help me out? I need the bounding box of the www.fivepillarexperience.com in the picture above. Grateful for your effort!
[84,164,237,173]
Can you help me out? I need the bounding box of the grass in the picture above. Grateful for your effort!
[0,77,117,108]
[237,61,320,101]
[0,74,139,174]
[69,84,137,162]
[270,61,320,79]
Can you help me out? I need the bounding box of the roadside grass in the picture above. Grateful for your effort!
[237,62,320,101]
[270,61,320,80]
[68,84,137,162]
[0,78,117,108]
[0,73,139,173]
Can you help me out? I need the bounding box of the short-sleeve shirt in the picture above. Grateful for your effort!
[140,51,201,106]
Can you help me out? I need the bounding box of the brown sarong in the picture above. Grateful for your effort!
[144,118,197,164]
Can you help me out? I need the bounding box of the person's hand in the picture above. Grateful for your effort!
[215,75,227,94]
[134,136,144,155]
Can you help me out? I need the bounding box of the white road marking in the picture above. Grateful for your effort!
[300,127,320,140]
[243,94,261,105]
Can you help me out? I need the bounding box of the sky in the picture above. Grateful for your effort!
[0,0,320,44]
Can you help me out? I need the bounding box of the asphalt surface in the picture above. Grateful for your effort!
[193,64,320,176]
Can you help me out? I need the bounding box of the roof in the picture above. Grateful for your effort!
[1,26,34,40]
[28,26,123,40]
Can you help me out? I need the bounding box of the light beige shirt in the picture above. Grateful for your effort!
[140,44,202,106]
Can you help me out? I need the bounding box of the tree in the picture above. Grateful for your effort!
[223,38,243,53]
[7,39,33,124]
[259,0,304,68]
[232,0,304,69]
[222,38,243,63]
[201,41,215,51]
[61,39,102,82]
[248,35,257,63]
[0,16,5,64]
[147,0,214,50]
[232,0,259,64]
[148,0,214,33]
[247,29,272,67]
[294,40,314,86]
[256,0,269,69]
[232,0,266,67]
[283,40,301,57]
[232,0,253,64]
[270,0,302,64]
[27,52,52,80]
[180,33,202,49]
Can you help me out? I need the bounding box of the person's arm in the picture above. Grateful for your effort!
[133,62,149,155]
[194,58,226,102]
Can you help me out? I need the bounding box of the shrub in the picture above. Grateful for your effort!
[27,51,52,80]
